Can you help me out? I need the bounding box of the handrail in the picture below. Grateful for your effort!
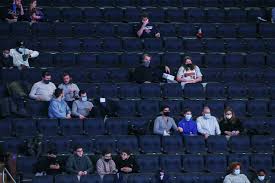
[2,168,16,183]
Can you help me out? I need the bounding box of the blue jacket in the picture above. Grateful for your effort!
[178,118,198,135]
[48,98,71,119]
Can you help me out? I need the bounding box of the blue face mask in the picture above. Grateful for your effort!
[204,113,211,119]
[81,96,87,102]
[233,169,240,175]
[185,114,192,121]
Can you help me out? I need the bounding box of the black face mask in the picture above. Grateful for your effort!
[185,64,193,68]
[44,80,50,84]
[104,159,111,162]
[163,112,170,116]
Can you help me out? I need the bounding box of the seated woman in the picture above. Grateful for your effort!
[252,169,270,183]
[219,107,243,138]
[223,162,250,183]
[29,0,44,23]
[176,56,202,89]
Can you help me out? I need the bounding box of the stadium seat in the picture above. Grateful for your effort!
[123,38,143,52]
[265,38,275,53]
[205,39,225,52]
[251,135,273,153]
[2,138,24,154]
[198,174,223,183]
[59,119,83,136]
[73,23,95,37]
[238,24,257,38]
[251,154,273,172]
[136,155,160,173]
[162,83,183,99]
[226,83,247,99]
[62,8,83,22]
[205,83,226,99]
[13,118,36,137]
[245,38,266,53]
[226,8,246,23]
[144,38,163,52]
[109,68,130,82]
[79,175,101,183]
[184,39,204,52]
[225,38,246,52]
[145,8,165,22]
[160,100,182,116]
[86,69,109,83]
[182,100,204,118]
[160,155,182,173]
[82,38,102,52]
[32,176,54,183]
[53,53,76,67]
[206,135,228,153]
[11,22,31,37]
[16,156,37,178]
[186,8,205,23]
[247,100,269,117]
[166,8,185,22]
[55,175,79,183]
[105,118,129,135]
[43,7,61,22]
[162,52,182,68]
[205,154,227,173]
[184,83,205,99]
[83,8,103,22]
[116,135,139,154]
[124,8,141,22]
[245,53,266,68]
[246,83,269,99]
[0,119,12,137]
[177,24,197,37]
[259,24,275,38]
[182,154,204,172]
[162,135,184,154]
[206,8,226,23]
[164,38,184,52]
[60,38,81,52]
[137,100,160,117]
[76,53,97,67]
[94,136,116,154]
[118,83,140,99]
[184,135,206,154]
[115,100,137,117]
[204,53,224,68]
[228,154,250,172]
[83,118,105,136]
[140,83,161,99]
[102,38,122,52]
[46,137,71,154]
[32,23,53,37]
[116,23,135,37]
[103,8,123,22]
[139,135,161,153]
[127,173,155,183]
[247,8,266,22]
[228,136,250,153]
[216,24,237,38]
[25,100,49,118]
[39,38,59,52]
[98,84,118,98]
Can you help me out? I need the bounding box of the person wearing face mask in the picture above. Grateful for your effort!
[58,72,80,103]
[2,40,39,70]
[253,169,270,183]
[66,145,93,180]
[176,56,203,89]
[48,88,71,119]
[96,150,118,179]
[153,106,179,136]
[219,107,244,138]
[29,71,56,101]
[72,90,95,119]
[133,54,171,84]
[178,109,198,136]
[224,162,250,183]
[136,14,160,38]
[196,106,221,139]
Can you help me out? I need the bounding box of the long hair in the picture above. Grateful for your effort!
[183,56,195,70]
[223,107,237,123]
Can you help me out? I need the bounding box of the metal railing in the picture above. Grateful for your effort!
[2,168,16,183]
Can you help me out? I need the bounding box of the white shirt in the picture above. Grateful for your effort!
[29,81,56,101]
[9,48,39,69]
[177,65,202,84]
[196,115,221,135]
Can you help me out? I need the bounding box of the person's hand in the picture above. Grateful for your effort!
[3,50,10,58]
[79,114,86,119]
[155,33,160,38]
[224,131,232,136]
[204,134,209,139]
[164,66,170,74]
[125,167,132,173]
[144,81,151,83]
[178,127,183,133]
[66,114,71,119]
[83,171,87,175]
[142,18,149,26]
[78,171,84,176]
[235,131,240,135]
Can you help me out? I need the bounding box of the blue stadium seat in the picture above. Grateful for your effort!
[140,83,161,99]
[144,38,163,52]
[129,117,150,135]
[263,69,275,83]
[205,100,225,118]
[228,136,250,153]
[238,24,257,38]
[206,8,225,23]
[76,53,97,67]
[251,154,273,173]
[245,53,266,68]
[242,118,269,135]
[32,176,54,183]
[105,118,129,135]
[94,0,113,6]
[139,135,161,153]
[60,38,81,52]
[184,83,205,99]
[118,83,140,99]
[164,38,183,52]
[246,8,265,22]
[33,53,54,67]
[95,23,116,38]
[160,100,182,116]
[205,83,226,99]
[162,135,184,154]
[175,174,197,183]
[127,174,155,183]
[116,135,139,154]
[136,155,160,173]
[115,0,136,6]
[166,8,185,22]
[206,135,228,153]
[226,83,247,99]
[0,69,20,83]
[79,175,101,183]
[245,38,266,52]
[184,135,206,154]
[183,39,204,52]
[180,0,200,6]
[225,38,246,52]
[181,100,204,118]
[11,22,31,37]
[43,7,61,22]
[265,38,275,53]
[52,0,70,6]
[73,23,95,37]
[120,53,141,68]
[53,23,73,37]
[124,8,141,22]
[25,101,49,118]
[228,154,250,172]
[71,0,92,6]
[205,154,227,173]
[46,137,71,154]
[20,68,42,83]
[109,68,129,82]
[94,136,116,154]
[199,23,217,38]
[39,38,59,51]
[182,154,204,172]
[226,8,246,23]
[241,0,262,6]
[0,119,12,137]
[55,175,79,183]
[216,24,237,38]
[82,38,102,52]
[145,8,165,22]
[158,24,177,37]
[98,84,118,98]
[123,38,143,52]
[242,69,264,83]
[259,24,275,38]
[246,83,269,99]
[186,8,205,23]
[103,8,123,22]
[32,23,53,37]
[201,0,219,7]
[136,100,160,117]
[177,24,197,37]
[62,8,83,22]
[247,100,269,117]
[115,100,136,117]
[102,174,116,183]
[116,23,135,37]
[162,83,183,99]
[160,155,182,173]
[162,52,182,68]
[251,135,273,153]
[59,119,83,136]
[225,100,247,117]
[16,156,37,178]
[71,136,95,154]
[53,53,76,67]
[87,69,109,83]
[13,119,36,137]
[83,118,105,136]
[198,174,222,183]
[0,23,10,37]
[2,138,24,154]
[205,39,225,52]
[83,8,103,22]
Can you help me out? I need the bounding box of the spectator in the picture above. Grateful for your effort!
[137,13,160,38]
[133,54,170,83]
[196,106,221,138]
[1,50,13,68]
[34,149,62,176]
[48,88,71,119]
[178,109,198,136]
[223,162,250,183]
[2,40,39,70]
[219,107,244,137]
[6,0,24,23]
[253,169,270,183]
[58,72,79,103]
[153,106,179,136]
[72,90,95,119]
[176,56,202,89]
[155,169,170,183]
[29,0,44,23]
[29,71,56,101]
[96,150,118,179]
[271,8,275,23]
[66,145,93,180]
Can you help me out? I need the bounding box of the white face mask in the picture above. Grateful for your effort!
[185,114,192,121]
[81,96,87,102]
[225,114,232,119]
[233,169,240,175]
[204,113,211,119]
[18,48,25,53]
[258,176,265,181]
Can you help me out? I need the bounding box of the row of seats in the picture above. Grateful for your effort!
[15,152,275,176]
[3,23,275,38]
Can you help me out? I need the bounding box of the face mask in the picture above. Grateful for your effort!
[18,48,25,53]
[44,80,50,84]
[233,169,240,175]
[185,114,192,121]
[258,176,265,181]
[81,96,87,102]
[104,159,110,162]
[163,112,170,116]
[185,64,193,68]
[204,113,211,119]
[143,61,150,67]
[225,114,232,119]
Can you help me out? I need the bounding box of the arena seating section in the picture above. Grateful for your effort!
[0,0,275,182]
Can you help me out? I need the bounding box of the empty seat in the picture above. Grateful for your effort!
[144,38,163,51]
[259,24,275,38]
[158,24,177,37]
[225,100,246,117]
[204,53,224,68]
[205,154,227,173]
[123,38,143,51]
[39,38,59,51]
[83,8,103,22]
[127,173,155,183]
[103,8,123,22]
[160,155,182,173]
[164,38,184,52]
[265,38,275,53]
[216,24,237,38]
[118,83,140,99]
[83,118,105,136]
[247,83,269,99]
[206,8,225,23]
[115,100,136,117]
[139,135,161,153]
[60,38,81,52]
[226,83,247,99]
[198,174,222,183]
[166,8,185,22]
[59,119,83,136]
[0,119,12,137]
[184,83,205,99]
[116,23,135,37]
[32,23,53,37]
[182,154,204,172]
[94,136,116,154]
[16,156,37,178]
[74,23,95,37]
[76,53,97,67]
[162,83,183,99]
[145,8,165,22]
[205,39,225,52]
[242,69,264,83]
[247,100,269,117]
[225,39,246,52]
[55,175,79,183]
[137,100,160,117]
[124,8,141,22]
[246,53,266,68]
[32,176,54,183]
[140,83,161,99]
[228,136,250,153]
[251,154,273,172]
[62,8,83,22]
[98,84,118,98]
[247,8,265,22]
[13,119,36,137]
[206,135,228,153]
[53,23,73,37]
[184,39,204,52]
[11,22,31,37]
[162,135,184,154]
[184,135,206,154]
[2,138,24,154]
[25,100,49,118]
[136,155,159,173]
[238,24,257,38]
[205,83,226,99]
[79,175,101,183]
[245,38,266,52]
[226,9,246,23]
[251,135,273,153]
[54,53,76,67]
[186,8,205,23]
[177,24,197,37]
[116,135,139,154]
[43,7,61,22]
[82,38,102,52]
[105,118,129,135]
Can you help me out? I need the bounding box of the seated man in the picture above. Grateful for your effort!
[3,40,39,70]
[48,88,71,119]
[196,106,221,138]
[178,108,198,136]
[133,54,170,83]
[137,13,160,38]
[96,150,118,179]
[66,145,93,179]
[29,71,56,101]
[153,106,179,136]
[72,90,95,119]
[58,72,79,103]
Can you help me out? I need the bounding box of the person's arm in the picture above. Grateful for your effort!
[96,159,107,175]
[19,3,24,15]
[132,158,139,173]
[223,176,230,183]
[171,118,178,131]
[110,160,117,173]
[74,84,80,98]
[65,101,71,115]
[214,118,221,135]
[72,101,81,117]
[243,175,251,183]
[196,118,207,135]
[192,122,198,135]
[193,66,203,83]
[153,118,164,135]
[49,101,66,118]
[66,156,78,174]
[29,83,39,100]
[84,156,93,173]
[137,23,147,37]
[26,49,39,58]
[176,67,187,82]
